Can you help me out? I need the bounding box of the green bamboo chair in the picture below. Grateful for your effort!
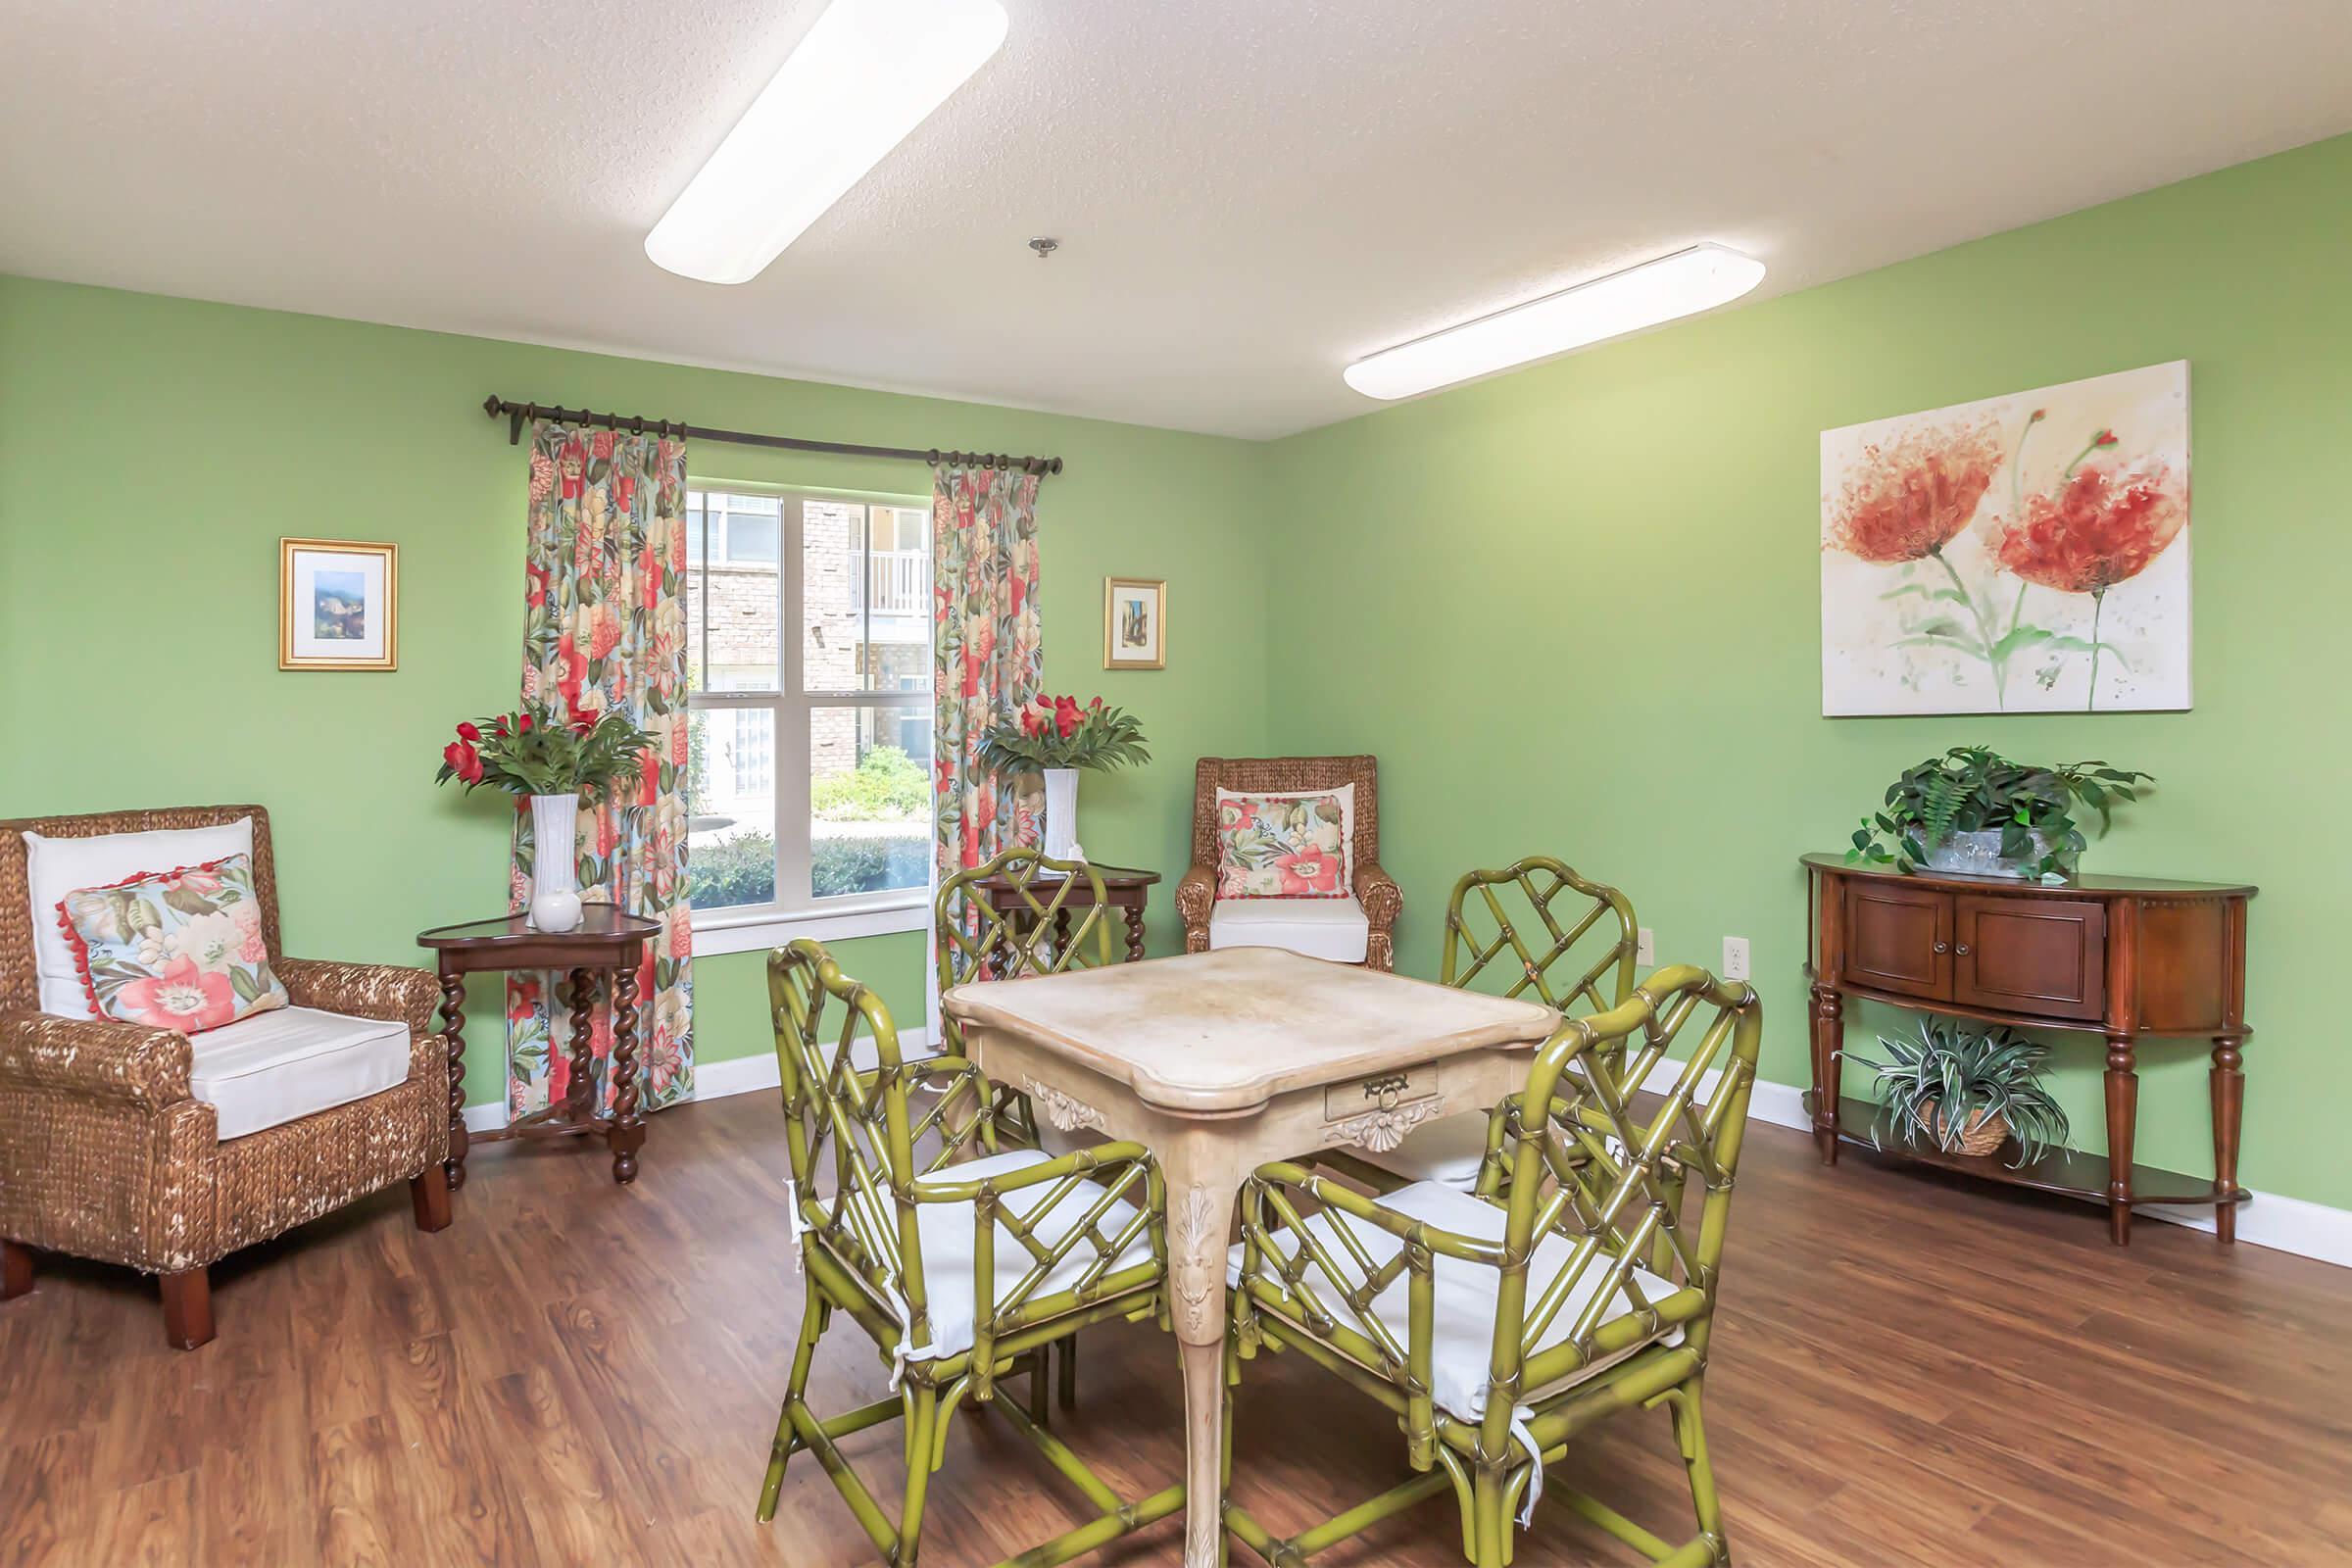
[936,847,1118,1145]
[1229,965,1763,1568]
[1346,856,1642,1195]
[934,849,1122,1410]
[757,939,1180,1565]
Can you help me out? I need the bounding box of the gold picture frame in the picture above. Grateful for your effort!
[279,538,399,670]
[1102,577,1166,669]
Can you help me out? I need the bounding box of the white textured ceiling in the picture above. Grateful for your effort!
[3,1,2348,439]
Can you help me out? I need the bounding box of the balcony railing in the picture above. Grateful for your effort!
[863,549,926,614]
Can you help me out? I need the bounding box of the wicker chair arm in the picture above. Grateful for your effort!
[1175,864,1215,931]
[276,957,442,1038]
[1355,860,1401,932]
[0,1010,194,1109]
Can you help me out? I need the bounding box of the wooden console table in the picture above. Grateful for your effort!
[417,904,662,1189]
[968,861,1160,963]
[1801,855,2254,1245]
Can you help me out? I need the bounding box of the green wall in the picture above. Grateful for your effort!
[0,279,1270,1104]
[1261,133,2352,1210]
[7,132,2348,1214]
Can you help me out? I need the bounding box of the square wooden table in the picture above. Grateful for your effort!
[942,947,1558,1567]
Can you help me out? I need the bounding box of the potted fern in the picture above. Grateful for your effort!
[1863,1017,2071,1168]
[1848,745,2149,880]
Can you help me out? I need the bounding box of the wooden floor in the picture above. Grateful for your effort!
[5,1094,2350,1568]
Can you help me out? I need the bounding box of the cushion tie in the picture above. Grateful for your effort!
[782,1178,813,1274]
[1508,1402,1545,1528]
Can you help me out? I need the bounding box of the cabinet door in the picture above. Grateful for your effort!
[1840,882,1951,1001]
[1953,896,2105,1021]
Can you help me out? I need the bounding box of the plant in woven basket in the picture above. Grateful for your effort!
[1863,1016,2071,1168]
[1847,744,2149,878]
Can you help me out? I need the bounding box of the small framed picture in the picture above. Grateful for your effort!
[1102,577,1166,669]
[280,538,398,670]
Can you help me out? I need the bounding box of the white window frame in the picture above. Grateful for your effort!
[688,484,934,956]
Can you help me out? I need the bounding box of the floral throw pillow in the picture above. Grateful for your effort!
[58,854,287,1034]
[1214,786,1354,899]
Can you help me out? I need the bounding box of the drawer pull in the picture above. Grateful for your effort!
[1325,1065,1438,1120]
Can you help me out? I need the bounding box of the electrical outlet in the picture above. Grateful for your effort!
[1637,926,1655,966]
[1722,936,1750,982]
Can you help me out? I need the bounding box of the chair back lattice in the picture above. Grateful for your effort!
[768,940,998,1337]
[1237,966,1761,1464]
[935,849,1114,1056]
[1442,857,1638,1018]
[769,938,1164,1367]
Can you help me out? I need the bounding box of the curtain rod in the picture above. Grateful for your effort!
[480,395,1064,476]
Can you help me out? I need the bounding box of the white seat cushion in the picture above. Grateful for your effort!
[22,818,255,1018]
[1229,1179,1683,1423]
[1207,895,1370,964]
[896,1148,1155,1363]
[187,1005,412,1141]
[1358,1107,1494,1189]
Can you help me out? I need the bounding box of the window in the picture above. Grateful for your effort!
[684,487,933,946]
[686,492,783,566]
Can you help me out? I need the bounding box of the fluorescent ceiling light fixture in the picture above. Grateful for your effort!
[646,0,1009,285]
[1343,243,1766,400]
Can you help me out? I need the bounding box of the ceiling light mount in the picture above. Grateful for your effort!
[1343,243,1766,401]
[1028,236,1059,259]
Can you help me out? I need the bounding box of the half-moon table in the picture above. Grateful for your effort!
[942,946,1558,1567]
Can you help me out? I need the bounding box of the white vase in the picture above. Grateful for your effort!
[528,793,584,933]
[1040,766,1083,866]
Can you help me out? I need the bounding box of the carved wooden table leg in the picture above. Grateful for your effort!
[2211,1035,2245,1243]
[565,967,596,1124]
[609,953,645,1184]
[1158,1128,1244,1568]
[1121,900,1147,963]
[1809,985,1843,1165]
[439,964,470,1190]
[2105,1033,2138,1245]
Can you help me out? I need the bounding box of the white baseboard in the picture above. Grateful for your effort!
[1639,1057,2352,1271]
[461,1029,938,1136]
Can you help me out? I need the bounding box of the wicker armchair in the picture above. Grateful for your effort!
[0,806,450,1348]
[1177,755,1400,971]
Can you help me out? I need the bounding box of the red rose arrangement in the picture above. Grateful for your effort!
[435,698,656,803]
[978,695,1151,774]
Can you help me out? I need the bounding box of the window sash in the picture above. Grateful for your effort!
[687,487,933,925]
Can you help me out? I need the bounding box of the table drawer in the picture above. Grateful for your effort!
[1324,1063,1440,1120]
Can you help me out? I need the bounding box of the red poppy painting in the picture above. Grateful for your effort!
[1821,362,2190,714]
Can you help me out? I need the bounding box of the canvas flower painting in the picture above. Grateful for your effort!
[1820,362,2189,714]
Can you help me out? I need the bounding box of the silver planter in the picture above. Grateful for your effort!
[1920,827,2057,879]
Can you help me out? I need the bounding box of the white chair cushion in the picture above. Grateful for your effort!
[896,1148,1154,1363]
[1358,1107,1494,1189]
[1207,895,1370,964]
[22,818,255,1019]
[1228,1179,1683,1423]
[188,1004,412,1141]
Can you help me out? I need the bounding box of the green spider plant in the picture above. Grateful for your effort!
[1863,1016,2071,1169]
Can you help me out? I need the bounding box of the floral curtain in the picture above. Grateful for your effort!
[505,421,694,1117]
[933,464,1045,882]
